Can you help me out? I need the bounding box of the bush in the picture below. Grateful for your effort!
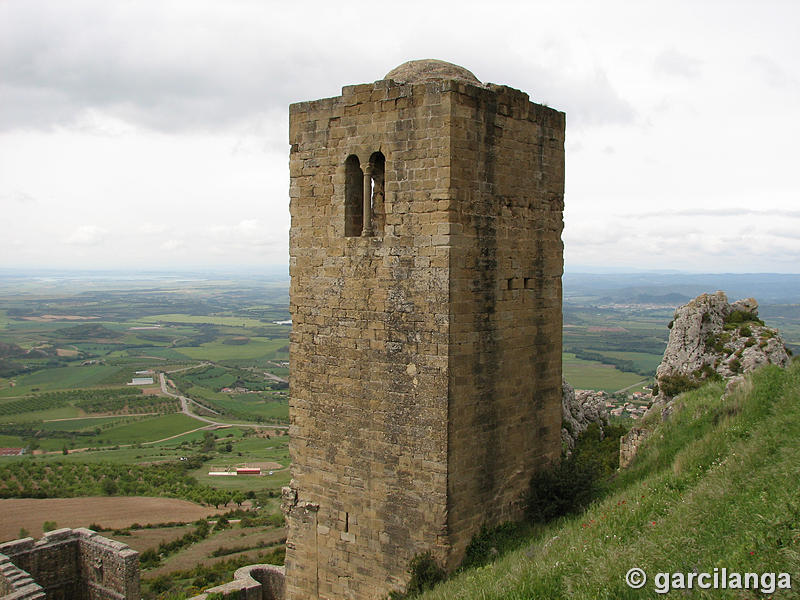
[725,310,764,326]
[658,373,703,397]
[404,552,446,597]
[459,522,526,571]
[42,520,57,532]
[525,456,600,524]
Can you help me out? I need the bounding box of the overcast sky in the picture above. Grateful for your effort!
[1,0,798,273]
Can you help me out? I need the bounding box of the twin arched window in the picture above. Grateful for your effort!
[345,152,385,237]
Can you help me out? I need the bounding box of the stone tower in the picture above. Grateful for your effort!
[284,59,565,600]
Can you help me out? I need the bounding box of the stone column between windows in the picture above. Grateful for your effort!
[362,164,373,236]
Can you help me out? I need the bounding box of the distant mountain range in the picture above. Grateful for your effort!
[564,272,800,305]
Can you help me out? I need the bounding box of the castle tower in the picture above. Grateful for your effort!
[284,60,565,600]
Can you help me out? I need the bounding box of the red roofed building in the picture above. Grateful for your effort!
[0,448,24,456]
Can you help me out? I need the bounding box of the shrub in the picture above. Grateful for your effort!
[725,310,764,326]
[459,522,526,571]
[42,521,57,532]
[404,552,446,597]
[139,549,160,569]
[658,373,703,397]
[525,457,600,524]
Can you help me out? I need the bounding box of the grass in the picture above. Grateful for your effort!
[199,393,289,422]
[147,314,269,328]
[98,413,203,445]
[0,365,126,397]
[595,350,663,374]
[38,416,134,431]
[416,361,800,599]
[0,405,82,423]
[190,434,290,493]
[562,353,647,392]
[178,338,288,362]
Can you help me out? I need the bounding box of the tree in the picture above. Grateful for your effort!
[102,478,117,496]
[201,431,216,452]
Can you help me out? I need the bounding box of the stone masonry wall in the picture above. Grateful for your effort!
[0,528,139,600]
[287,77,453,600]
[446,83,564,564]
[188,564,285,600]
[286,70,564,599]
[0,553,46,599]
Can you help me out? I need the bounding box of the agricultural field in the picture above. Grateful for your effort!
[562,353,648,393]
[0,496,224,541]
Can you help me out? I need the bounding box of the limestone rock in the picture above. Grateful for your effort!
[653,291,790,403]
[561,379,610,454]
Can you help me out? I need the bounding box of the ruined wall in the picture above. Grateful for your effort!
[0,553,46,599]
[286,66,564,599]
[188,564,285,600]
[0,528,139,600]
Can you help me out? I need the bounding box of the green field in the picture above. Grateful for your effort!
[38,416,134,432]
[0,365,127,397]
[562,353,648,393]
[597,350,663,374]
[98,413,202,445]
[147,314,271,328]
[0,405,82,424]
[178,338,288,362]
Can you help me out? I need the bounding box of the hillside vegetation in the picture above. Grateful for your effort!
[420,361,800,599]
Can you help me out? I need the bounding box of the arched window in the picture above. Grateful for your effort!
[344,155,363,237]
[369,152,385,234]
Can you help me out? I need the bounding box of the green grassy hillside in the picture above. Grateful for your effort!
[421,361,800,599]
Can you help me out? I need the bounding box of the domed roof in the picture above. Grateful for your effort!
[384,59,481,85]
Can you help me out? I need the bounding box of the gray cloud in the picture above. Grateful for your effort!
[1,191,39,205]
[654,48,702,79]
[501,64,635,127]
[0,1,354,132]
[751,55,796,89]
[0,0,636,133]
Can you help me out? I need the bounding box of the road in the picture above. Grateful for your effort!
[158,372,287,431]
[613,379,650,394]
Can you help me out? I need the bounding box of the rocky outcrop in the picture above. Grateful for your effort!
[619,427,650,469]
[653,292,790,403]
[562,380,610,454]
